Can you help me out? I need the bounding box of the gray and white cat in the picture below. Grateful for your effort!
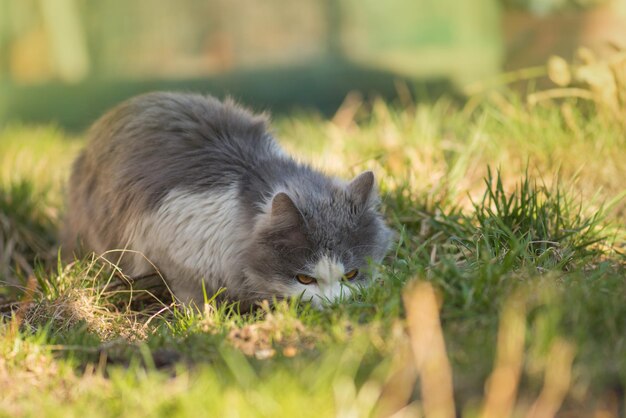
[62,92,392,309]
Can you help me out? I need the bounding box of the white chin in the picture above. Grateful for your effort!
[295,285,354,309]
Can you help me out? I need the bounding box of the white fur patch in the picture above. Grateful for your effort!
[312,255,344,285]
[123,187,248,297]
[295,255,352,308]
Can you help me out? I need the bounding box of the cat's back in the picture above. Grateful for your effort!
[83,92,273,175]
[74,92,276,201]
[63,92,275,258]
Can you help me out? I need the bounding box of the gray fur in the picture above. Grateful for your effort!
[62,92,393,308]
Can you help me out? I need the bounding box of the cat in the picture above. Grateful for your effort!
[62,92,393,309]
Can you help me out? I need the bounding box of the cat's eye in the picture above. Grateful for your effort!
[343,269,359,281]
[296,274,317,285]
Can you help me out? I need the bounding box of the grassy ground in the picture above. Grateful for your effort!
[0,85,625,417]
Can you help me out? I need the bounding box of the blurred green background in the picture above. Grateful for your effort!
[1,0,625,130]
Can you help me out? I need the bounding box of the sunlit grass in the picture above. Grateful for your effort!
[0,87,625,417]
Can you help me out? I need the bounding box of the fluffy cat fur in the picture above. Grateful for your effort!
[62,92,393,308]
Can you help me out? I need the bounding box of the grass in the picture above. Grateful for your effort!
[0,83,625,417]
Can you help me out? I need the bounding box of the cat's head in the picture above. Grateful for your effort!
[245,171,393,308]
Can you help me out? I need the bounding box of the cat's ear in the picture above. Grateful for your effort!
[271,192,304,229]
[347,171,376,207]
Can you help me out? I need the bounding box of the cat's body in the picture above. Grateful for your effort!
[62,92,392,308]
